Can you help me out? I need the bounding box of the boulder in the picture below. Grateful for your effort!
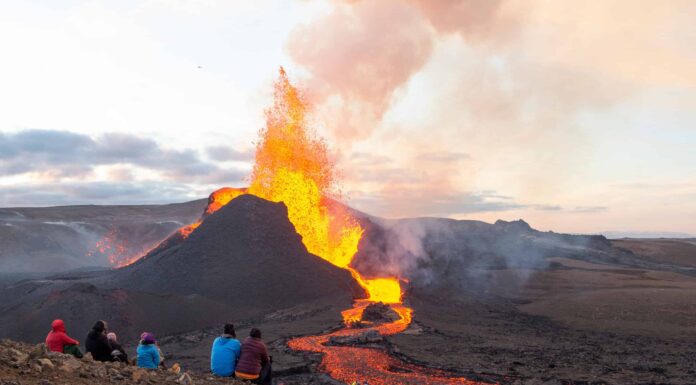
[361,302,400,323]
[58,357,82,373]
[178,372,194,385]
[28,344,47,360]
[37,358,54,370]
[7,348,29,365]
[132,368,149,381]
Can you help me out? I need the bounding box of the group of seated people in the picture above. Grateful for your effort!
[45,319,272,384]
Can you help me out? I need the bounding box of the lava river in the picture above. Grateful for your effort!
[288,302,491,385]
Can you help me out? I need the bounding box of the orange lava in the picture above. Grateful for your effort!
[289,302,490,385]
[88,228,154,268]
[204,187,247,215]
[178,187,246,239]
[246,67,402,307]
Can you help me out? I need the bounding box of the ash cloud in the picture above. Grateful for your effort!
[287,0,434,141]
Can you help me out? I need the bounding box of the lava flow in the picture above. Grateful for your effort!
[88,228,154,268]
[288,305,486,385]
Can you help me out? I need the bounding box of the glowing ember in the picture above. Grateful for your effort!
[204,187,247,215]
[87,228,151,268]
[179,187,247,238]
[178,221,200,238]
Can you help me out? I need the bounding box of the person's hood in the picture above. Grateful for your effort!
[51,319,66,333]
[140,332,156,345]
[92,320,106,333]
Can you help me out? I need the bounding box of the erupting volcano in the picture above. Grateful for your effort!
[176,68,405,309]
[105,68,487,384]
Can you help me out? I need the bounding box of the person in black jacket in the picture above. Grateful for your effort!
[86,320,113,362]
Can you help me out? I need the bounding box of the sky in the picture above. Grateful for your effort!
[0,0,694,235]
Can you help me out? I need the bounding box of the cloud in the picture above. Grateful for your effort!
[287,0,434,141]
[0,129,248,184]
[0,181,199,207]
[416,151,471,163]
[531,204,562,211]
[0,129,249,205]
[410,0,515,40]
[570,206,608,214]
[206,145,254,162]
[351,189,526,217]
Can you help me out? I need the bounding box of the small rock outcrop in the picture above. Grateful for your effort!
[361,302,400,323]
[0,339,246,385]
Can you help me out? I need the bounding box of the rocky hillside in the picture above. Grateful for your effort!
[0,200,206,273]
[0,339,247,385]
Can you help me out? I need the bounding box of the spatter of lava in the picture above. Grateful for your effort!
[87,228,153,268]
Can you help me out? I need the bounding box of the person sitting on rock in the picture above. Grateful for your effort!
[107,332,128,363]
[234,328,271,385]
[85,320,113,362]
[45,319,82,358]
[137,332,160,369]
[211,323,241,377]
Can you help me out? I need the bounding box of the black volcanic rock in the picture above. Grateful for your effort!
[110,194,363,309]
[361,302,400,323]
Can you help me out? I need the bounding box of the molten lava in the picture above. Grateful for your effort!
[246,67,403,307]
[88,228,151,268]
[179,187,247,238]
[288,304,489,385]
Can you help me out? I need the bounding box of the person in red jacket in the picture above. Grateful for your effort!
[45,319,82,358]
[235,328,271,385]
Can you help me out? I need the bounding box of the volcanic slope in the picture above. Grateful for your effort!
[109,194,363,311]
[0,194,361,343]
[0,199,206,273]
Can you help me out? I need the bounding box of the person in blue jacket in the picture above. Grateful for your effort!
[137,332,160,369]
[211,323,242,377]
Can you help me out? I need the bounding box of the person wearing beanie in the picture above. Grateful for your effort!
[107,332,128,363]
[85,320,113,362]
[137,332,160,369]
[45,319,82,358]
[235,328,272,385]
[210,323,241,377]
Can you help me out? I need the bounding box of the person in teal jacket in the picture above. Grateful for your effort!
[137,332,160,369]
[210,323,241,377]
